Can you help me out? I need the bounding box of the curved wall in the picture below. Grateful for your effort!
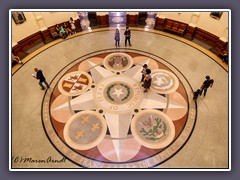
[11,11,229,45]
[12,12,78,44]
[157,11,228,39]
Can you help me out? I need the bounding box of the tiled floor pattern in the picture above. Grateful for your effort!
[42,51,193,167]
[11,27,228,169]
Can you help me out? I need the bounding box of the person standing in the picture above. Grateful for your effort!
[69,17,76,34]
[141,64,148,82]
[142,69,152,92]
[33,68,50,90]
[124,26,132,47]
[200,76,214,96]
[114,29,120,47]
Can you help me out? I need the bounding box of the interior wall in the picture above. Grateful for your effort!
[40,12,78,28]
[11,11,229,43]
[157,11,229,38]
[95,12,139,16]
[96,12,108,16]
[197,12,229,39]
[127,12,139,15]
[157,12,193,24]
[11,12,78,42]
[12,12,40,42]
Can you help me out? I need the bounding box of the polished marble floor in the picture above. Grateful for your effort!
[11,27,229,169]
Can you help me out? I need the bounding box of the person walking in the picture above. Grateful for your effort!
[114,29,120,47]
[200,76,214,96]
[124,26,132,47]
[33,68,50,90]
[141,64,148,82]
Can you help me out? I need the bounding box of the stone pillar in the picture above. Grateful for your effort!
[145,12,158,29]
[77,12,90,31]
[220,27,228,42]
[33,12,47,31]
[190,12,200,24]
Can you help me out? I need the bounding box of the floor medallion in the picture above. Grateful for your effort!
[42,50,196,168]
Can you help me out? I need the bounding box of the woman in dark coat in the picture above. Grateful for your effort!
[143,69,152,92]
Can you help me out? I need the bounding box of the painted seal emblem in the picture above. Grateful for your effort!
[94,75,143,114]
[103,53,133,72]
[58,71,92,96]
[151,69,179,94]
[63,111,107,150]
[112,17,124,23]
[131,110,175,149]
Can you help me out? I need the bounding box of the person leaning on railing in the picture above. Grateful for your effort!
[12,53,23,65]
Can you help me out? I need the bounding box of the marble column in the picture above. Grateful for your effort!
[190,12,200,25]
[77,12,90,31]
[220,27,228,42]
[33,12,47,31]
[145,12,158,29]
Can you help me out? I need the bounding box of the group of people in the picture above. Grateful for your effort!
[193,76,214,101]
[140,64,215,97]
[24,25,215,96]
[139,63,214,98]
[32,66,214,98]
[54,17,76,39]
[114,26,132,47]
